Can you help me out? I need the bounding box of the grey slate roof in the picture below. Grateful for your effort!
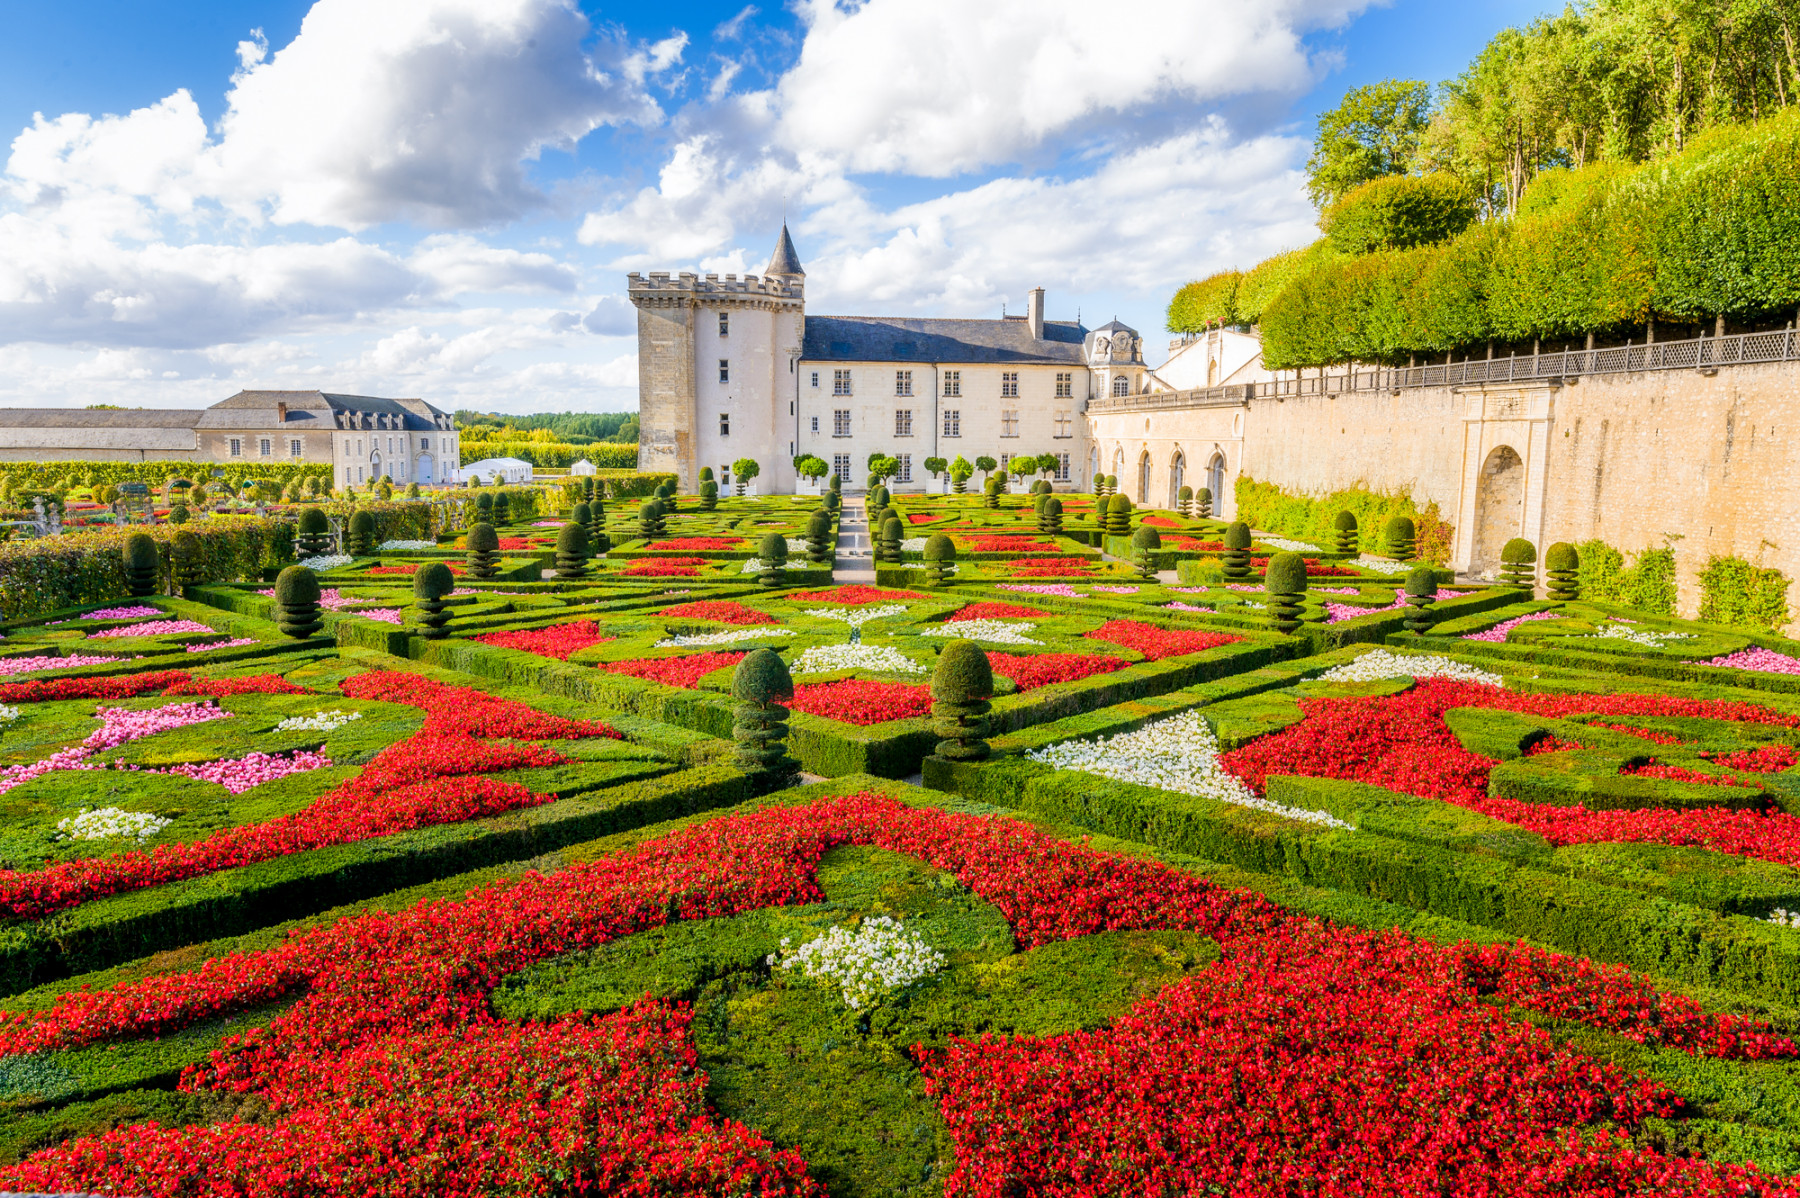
[0,409,202,428]
[205,391,450,430]
[801,315,1088,365]
[766,224,805,277]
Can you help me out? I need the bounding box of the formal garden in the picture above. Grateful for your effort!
[4,473,1800,1195]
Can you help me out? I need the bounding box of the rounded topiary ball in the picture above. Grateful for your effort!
[467,523,498,554]
[298,507,328,536]
[1405,565,1439,598]
[759,532,787,560]
[807,509,831,536]
[1403,565,1440,633]
[1130,524,1162,550]
[572,501,591,527]
[932,639,993,703]
[275,564,320,606]
[1384,515,1415,559]
[1264,551,1308,594]
[1225,522,1251,550]
[923,533,954,560]
[415,561,454,601]
[557,522,589,555]
[1545,541,1579,573]
[1545,541,1581,601]
[1045,497,1062,519]
[1501,538,1536,566]
[732,646,795,704]
[348,510,376,553]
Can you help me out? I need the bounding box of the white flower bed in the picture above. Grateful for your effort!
[1313,649,1504,687]
[901,537,927,552]
[0,704,18,725]
[56,806,172,842]
[1028,711,1349,828]
[1353,556,1412,575]
[787,538,808,553]
[791,644,925,675]
[809,604,909,628]
[275,709,364,733]
[899,561,960,572]
[1577,622,1696,648]
[1259,536,1320,552]
[376,539,437,551]
[769,916,946,1009]
[924,619,1043,646]
[655,627,795,648]
[298,554,352,572]
[739,558,811,574]
[1765,907,1800,929]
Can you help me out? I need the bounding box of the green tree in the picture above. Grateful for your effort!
[1306,79,1433,208]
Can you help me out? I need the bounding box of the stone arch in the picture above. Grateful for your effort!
[416,453,435,485]
[1168,449,1186,510]
[1206,452,1226,518]
[1471,445,1526,577]
[1137,449,1151,505]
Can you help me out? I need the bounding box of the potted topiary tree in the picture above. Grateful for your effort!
[923,456,947,494]
[757,533,787,588]
[948,456,973,494]
[466,522,501,579]
[1403,565,1439,632]
[1384,515,1415,561]
[797,454,830,495]
[805,509,834,564]
[296,506,332,559]
[732,457,760,496]
[414,561,454,639]
[931,639,993,762]
[1222,522,1253,579]
[555,522,591,579]
[1500,538,1537,590]
[1545,542,1580,600]
[1130,523,1162,580]
[348,510,376,557]
[1331,511,1359,555]
[124,531,159,596]
[923,533,956,586]
[732,648,797,785]
[1264,551,1309,634]
[273,565,323,638]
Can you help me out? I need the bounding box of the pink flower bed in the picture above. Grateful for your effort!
[90,619,216,638]
[1463,610,1562,642]
[1691,647,1800,675]
[1324,594,1409,624]
[1224,584,1262,593]
[1089,585,1139,594]
[0,701,232,797]
[161,750,334,794]
[1163,601,1214,613]
[0,654,126,676]
[998,583,1083,598]
[357,609,404,625]
[1314,585,1360,595]
[185,638,259,653]
[80,605,163,620]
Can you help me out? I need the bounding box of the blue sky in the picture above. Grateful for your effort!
[0,0,1548,414]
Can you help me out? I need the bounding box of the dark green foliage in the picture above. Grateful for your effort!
[492,491,511,525]
[466,522,501,579]
[806,509,834,565]
[296,506,332,559]
[554,522,591,580]
[475,493,494,520]
[731,648,796,781]
[272,565,322,638]
[123,532,158,597]
[1264,551,1309,634]
[982,477,1000,509]
[868,485,889,512]
[347,510,376,557]
[1105,494,1132,537]
[922,534,955,587]
[1384,515,1415,560]
[571,501,590,529]
[1500,538,1537,588]
[266,521,294,566]
[829,472,842,494]
[1195,487,1212,519]
[757,533,787,588]
[638,499,666,541]
[1546,541,1581,600]
[168,502,189,525]
[699,480,718,511]
[588,497,608,553]
[1223,521,1253,579]
[879,517,903,564]
[932,639,993,762]
[698,466,714,483]
[1322,173,1475,255]
[1039,496,1063,536]
[1331,509,1359,555]
[823,490,841,513]
[1403,565,1439,632]
[1032,492,1048,527]
[1130,523,1162,580]
[413,562,454,638]
[170,531,205,594]
[1177,485,1193,516]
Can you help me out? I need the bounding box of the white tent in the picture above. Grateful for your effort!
[569,459,597,476]
[462,456,533,484]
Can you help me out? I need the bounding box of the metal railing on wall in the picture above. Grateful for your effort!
[1088,327,1800,414]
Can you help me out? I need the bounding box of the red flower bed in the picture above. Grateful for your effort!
[1622,761,1754,787]
[603,651,746,690]
[659,599,777,625]
[1141,515,1185,528]
[987,652,1127,691]
[648,537,745,551]
[0,794,1788,1197]
[496,537,538,551]
[1526,735,1583,755]
[0,672,619,921]
[1591,721,1689,745]
[965,536,1062,553]
[366,562,467,576]
[949,602,1051,621]
[1165,537,1224,551]
[1085,620,1242,661]
[906,513,941,524]
[0,670,193,703]
[474,620,615,661]
[1010,557,1094,577]
[788,585,928,604]
[622,556,708,577]
[786,679,931,724]
[167,674,308,697]
[1704,744,1799,772]
[1250,556,1362,577]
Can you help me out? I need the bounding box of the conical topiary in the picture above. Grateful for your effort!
[123,532,159,596]
[923,533,956,586]
[1500,538,1537,589]
[296,506,332,559]
[348,510,376,557]
[1403,565,1439,633]
[273,565,323,638]
[492,491,511,525]
[1130,523,1162,580]
[1384,515,1415,561]
[1222,522,1253,580]
[757,532,787,588]
[1105,494,1133,538]
[555,522,591,579]
[475,492,494,522]
[806,509,834,564]
[414,561,454,638]
[823,490,841,513]
[731,648,797,784]
[931,640,993,762]
[171,530,206,594]
[1545,541,1580,600]
[466,522,501,579]
[588,496,609,553]
[1177,485,1193,517]
[638,499,666,541]
[1264,551,1309,634]
[1331,510,1359,555]
[699,480,718,511]
[880,516,903,564]
[982,477,1000,509]
[1196,487,1212,519]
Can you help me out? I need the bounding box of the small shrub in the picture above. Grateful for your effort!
[1223,522,1253,580]
[296,507,332,559]
[1384,515,1416,561]
[1331,510,1358,555]
[1499,538,1537,589]
[806,509,834,564]
[348,510,377,557]
[124,532,159,597]
[1130,524,1162,580]
[923,534,956,587]
[757,533,787,589]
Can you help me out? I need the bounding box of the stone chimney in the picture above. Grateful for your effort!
[276,402,287,423]
[1027,288,1045,340]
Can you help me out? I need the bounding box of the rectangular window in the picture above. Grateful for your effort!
[229,438,242,457]
[1055,371,1072,398]
[719,359,730,384]
[811,371,819,388]
[290,439,302,458]
[1054,410,1073,439]
[943,370,960,397]
[358,466,366,482]
[895,409,913,437]
[1001,371,1018,398]
[719,412,730,436]
[942,409,960,438]
[833,369,852,396]
[833,409,851,437]
[718,311,729,337]
[259,438,272,456]
[895,369,912,396]
[832,453,851,482]
[1056,452,1071,481]
[1000,410,1019,438]
[810,415,820,434]
[896,453,912,483]
[1000,453,1013,472]
[421,437,429,450]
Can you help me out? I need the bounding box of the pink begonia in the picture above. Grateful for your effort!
[159,750,333,793]
[1163,601,1214,613]
[1225,584,1263,593]
[89,619,217,639]
[1323,594,1410,625]
[358,608,405,625]
[0,654,125,677]
[1690,647,1800,675]
[0,701,231,796]
[998,583,1083,598]
[1089,585,1139,594]
[185,638,259,653]
[531,521,561,527]
[1314,586,1360,595]
[256,587,367,611]
[1165,586,1211,594]
[451,588,476,596]
[1462,610,1562,643]
[80,605,163,620]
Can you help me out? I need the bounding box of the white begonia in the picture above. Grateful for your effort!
[1029,710,1350,828]
[655,627,795,648]
[0,705,18,725]
[924,619,1043,646]
[1313,648,1504,687]
[787,538,808,553]
[1765,908,1800,929]
[1578,623,1697,648]
[56,806,172,842]
[376,539,437,551]
[791,644,925,675]
[900,536,927,552]
[808,604,909,628]
[767,916,946,1009]
[1260,536,1320,552]
[1354,556,1413,575]
[275,709,364,733]
[298,554,353,572]
[740,558,810,574]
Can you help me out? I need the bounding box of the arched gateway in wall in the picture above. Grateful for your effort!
[1470,445,1526,577]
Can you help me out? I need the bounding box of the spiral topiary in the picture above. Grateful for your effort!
[1545,541,1580,601]
[1384,515,1415,561]
[348,510,376,557]
[638,498,666,541]
[1033,491,1049,526]
[124,532,159,597]
[571,501,590,532]
[1196,487,1212,519]
[1177,485,1193,517]
[1331,510,1359,555]
[878,506,899,531]
[414,561,455,639]
[492,490,511,525]
[171,530,205,594]
[806,509,834,565]
[1263,551,1309,634]
[1105,494,1133,538]
[931,639,993,762]
[880,516,903,564]
[1403,565,1439,633]
[273,565,323,639]
[923,533,956,587]
[868,485,890,512]
[1222,521,1253,580]
[555,522,591,579]
[699,479,718,511]
[588,496,609,553]
[657,481,679,513]
[731,648,797,784]
[699,466,714,484]
[1499,538,1537,589]
[466,522,501,579]
[475,492,494,521]
[1130,523,1162,580]
[296,506,332,559]
[757,532,787,588]
[982,476,1000,509]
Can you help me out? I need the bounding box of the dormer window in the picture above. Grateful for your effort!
[1112,376,1131,397]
